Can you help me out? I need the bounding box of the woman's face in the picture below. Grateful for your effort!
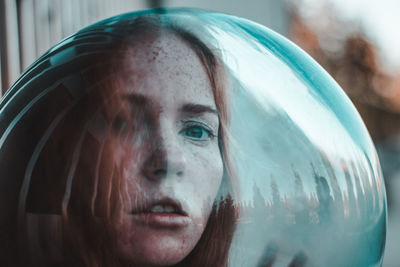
[107,34,224,266]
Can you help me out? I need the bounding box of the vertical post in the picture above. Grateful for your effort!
[0,0,8,94]
[0,0,21,95]
[16,0,23,73]
[147,0,165,8]
[19,0,37,71]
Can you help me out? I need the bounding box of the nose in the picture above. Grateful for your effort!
[141,127,186,181]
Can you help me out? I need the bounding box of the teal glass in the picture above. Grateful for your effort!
[0,8,386,267]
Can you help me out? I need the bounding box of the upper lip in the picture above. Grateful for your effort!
[131,197,188,216]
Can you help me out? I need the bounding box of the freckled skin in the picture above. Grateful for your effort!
[108,33,224,266]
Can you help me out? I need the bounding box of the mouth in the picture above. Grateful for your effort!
[130,197,190,228]
[147,204,186,215]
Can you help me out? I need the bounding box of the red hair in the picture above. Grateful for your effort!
[9,15,238,267]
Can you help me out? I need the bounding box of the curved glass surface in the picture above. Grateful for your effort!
[0,8,386,267]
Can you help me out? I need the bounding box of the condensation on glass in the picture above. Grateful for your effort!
[0,8,386,267]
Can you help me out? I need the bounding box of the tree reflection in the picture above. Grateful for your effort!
[233,152,384,266]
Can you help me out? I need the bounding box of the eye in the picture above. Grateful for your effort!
[112,114,128,132]
[180,122,216,141]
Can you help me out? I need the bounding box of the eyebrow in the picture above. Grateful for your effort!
[121,93,149,105]
[121,93,218,116]
[180,103,218,116]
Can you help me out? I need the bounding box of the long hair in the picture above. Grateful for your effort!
[10,15,237,267]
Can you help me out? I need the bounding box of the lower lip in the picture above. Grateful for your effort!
[131,213,190,228]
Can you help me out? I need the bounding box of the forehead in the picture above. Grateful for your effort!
[115,33,215,108]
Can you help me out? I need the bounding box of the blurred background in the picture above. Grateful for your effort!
[0,0,398,265]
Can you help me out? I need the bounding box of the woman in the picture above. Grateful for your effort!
[6,15,237,266]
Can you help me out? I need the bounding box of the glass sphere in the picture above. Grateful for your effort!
[0,8,386,267]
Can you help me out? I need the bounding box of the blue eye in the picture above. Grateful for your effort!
[113,115,128,132]
[180,123,215,141]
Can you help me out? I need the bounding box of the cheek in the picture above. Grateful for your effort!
[116,145,149,212]
[185,145,224,221]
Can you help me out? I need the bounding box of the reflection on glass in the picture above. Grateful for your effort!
[0,8,386,267]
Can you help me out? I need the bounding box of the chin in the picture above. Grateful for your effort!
[116,231,195,267]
